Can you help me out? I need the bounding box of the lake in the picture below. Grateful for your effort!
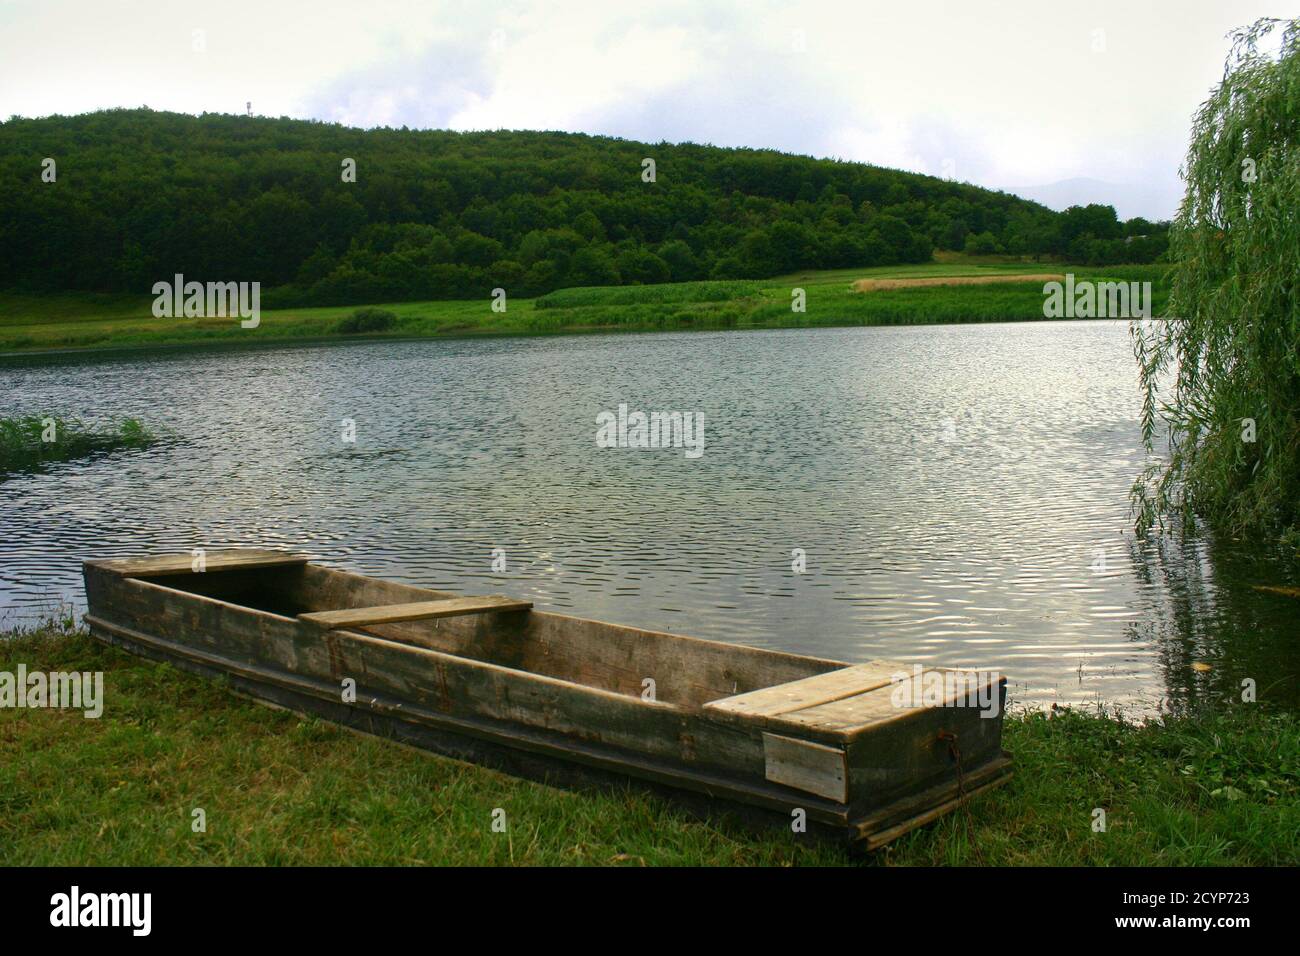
[2,321,1296,713]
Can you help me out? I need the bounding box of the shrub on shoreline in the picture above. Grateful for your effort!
[335,308,398,334]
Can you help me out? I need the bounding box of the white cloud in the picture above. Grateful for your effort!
[0,0,1275,218]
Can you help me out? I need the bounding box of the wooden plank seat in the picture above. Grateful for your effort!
[706,661,1006,803]
[93,549,310,577]
[703,661,902,720]
[298,596,533,630]
[704,660,1001,734]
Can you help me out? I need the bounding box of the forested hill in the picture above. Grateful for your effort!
[0,109,1166,305]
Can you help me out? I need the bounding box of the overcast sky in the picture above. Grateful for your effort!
[0,0,1285,219]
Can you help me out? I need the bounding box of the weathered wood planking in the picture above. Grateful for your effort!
[81,550,1013,846]
[85,613,862,831]
[92,549,309,577]
[784,670,1003,735]
[853,755,1013,849]
[285,564,844,709]
[299,596,533,629]
[762,733,848,802]
[708,663,1007,811]
[86,571,768,778]
[704,661,903,718]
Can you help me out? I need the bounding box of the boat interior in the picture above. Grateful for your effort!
[132,561,843,709]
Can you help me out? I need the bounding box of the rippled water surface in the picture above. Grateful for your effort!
[2,322,1296,712]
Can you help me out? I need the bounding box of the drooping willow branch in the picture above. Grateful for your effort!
[1131,17,1300,544]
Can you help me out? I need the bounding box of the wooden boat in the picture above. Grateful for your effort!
[83,549,1012,847]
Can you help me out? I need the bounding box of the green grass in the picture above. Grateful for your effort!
[534,280,765,309]
[0,415,156,477]
[2,627,1292,866]
[0,259,1173,354]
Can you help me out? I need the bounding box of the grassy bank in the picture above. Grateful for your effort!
[2,627,1292,866]
[0,260,1171,354]
[0,415,155,477]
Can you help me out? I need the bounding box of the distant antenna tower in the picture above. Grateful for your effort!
[246,101,252,116]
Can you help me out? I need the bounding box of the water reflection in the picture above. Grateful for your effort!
[1124,533,1298,713]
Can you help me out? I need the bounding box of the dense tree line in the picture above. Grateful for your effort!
[0,109,1168,304]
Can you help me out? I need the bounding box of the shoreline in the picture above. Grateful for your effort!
[0,312,1161,362]
[2,627,1293,866]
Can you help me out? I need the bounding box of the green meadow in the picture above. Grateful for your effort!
[1,626,1292,866]
[0,259,1171,354]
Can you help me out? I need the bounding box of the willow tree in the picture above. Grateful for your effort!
[1132,17,1300,545]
